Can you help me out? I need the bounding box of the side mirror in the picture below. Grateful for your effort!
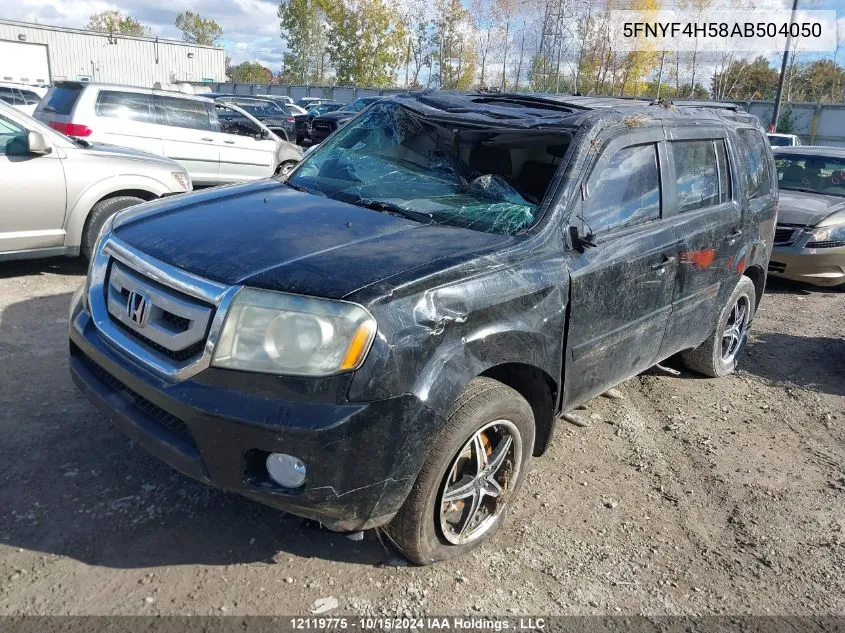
[27,130,52,155]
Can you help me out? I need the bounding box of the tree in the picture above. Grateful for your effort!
[401,0,433,88]
[86,10,149,36]
[175,11,223,46]
[228,61,273,83]
[711,56,778,100]
[318,0,407,87]
[792,59,845,103]
[278,0,329,83]
[431,0,477,89]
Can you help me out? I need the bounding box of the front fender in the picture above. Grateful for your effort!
[64,174,176,249]
[349,263,567,417]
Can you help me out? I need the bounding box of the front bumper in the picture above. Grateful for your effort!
[69,293,441,532]
[768,244,845,287]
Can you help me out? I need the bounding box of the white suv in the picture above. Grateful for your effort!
[34,82,302,187]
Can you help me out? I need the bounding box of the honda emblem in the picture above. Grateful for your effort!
[126,290,150,327]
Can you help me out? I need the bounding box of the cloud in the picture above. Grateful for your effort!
[4,0,285,67]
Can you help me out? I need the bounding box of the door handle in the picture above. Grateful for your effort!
[724,230,743,242]
[223,140,235,144]
[651,255,677,271]
[201,137,214,142]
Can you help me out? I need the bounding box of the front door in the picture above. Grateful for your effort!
[562,130,680,409]
[0,114,66,253]
[211,103,276,183]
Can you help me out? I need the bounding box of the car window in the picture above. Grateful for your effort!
[95,91,157,124]
[672,140,730,213]
[20,90,41,105]
[716,140,732,203]
[737,129,772,199]
[158,96,215,131]
[583,143,661,235]
[0,115,28,156]
[40,85,83,115]
[215,103,261,137]
[0,87,24,106]
[775,154,845,197]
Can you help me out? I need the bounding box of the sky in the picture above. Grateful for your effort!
[1,0,843,73]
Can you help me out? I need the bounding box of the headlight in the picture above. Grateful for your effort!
[211,288,377,376]
[172,171,191,191]
[807,222,845,247]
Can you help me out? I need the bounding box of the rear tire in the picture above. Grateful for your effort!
[275,161,297,178]
[680,276,756,377]
[385,377,534,565]
[81,196,145,260]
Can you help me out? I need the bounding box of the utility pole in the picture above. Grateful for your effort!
[770,0,799,132]
[655,51,666,99]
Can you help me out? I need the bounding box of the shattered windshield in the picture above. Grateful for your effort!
[288,101,570,235]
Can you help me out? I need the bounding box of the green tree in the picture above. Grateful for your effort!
[793,59,845,103]
[86,10,150,36]
[228,61,273,83]
[318,0,407,87]
[278,0,328,84]
[711,56,778,100]
[175,11,224,46]
[431,0,477,89]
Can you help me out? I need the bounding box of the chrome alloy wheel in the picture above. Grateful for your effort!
[721,295,750,363]
[438,420,522,545]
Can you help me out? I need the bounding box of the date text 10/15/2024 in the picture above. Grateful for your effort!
[290,617,547,630]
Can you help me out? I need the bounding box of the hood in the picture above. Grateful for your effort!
[112,181,510,299]
[316,111,355,123]
[778,189,845,226]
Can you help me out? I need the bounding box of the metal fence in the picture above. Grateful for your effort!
[193,83,845,147]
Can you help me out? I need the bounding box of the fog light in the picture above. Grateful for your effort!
[266,453,306,488]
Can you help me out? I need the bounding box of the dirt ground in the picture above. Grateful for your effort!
[0,258,842,617]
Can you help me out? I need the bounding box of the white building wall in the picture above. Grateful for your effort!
[0,19,226,87]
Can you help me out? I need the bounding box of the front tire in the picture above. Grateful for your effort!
[275,161,297,178]
[386,377,534,565]
[81,196,145,260]
[680,276,756,377]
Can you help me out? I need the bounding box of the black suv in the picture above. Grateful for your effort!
[209,95,297,142]
[68,92,776,564]
[311,96,383,144]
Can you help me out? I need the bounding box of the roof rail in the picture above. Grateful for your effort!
[655,99,742,111]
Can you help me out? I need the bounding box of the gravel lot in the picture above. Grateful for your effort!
[0,258,842,616]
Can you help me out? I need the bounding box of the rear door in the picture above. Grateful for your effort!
[0,113,66,253]
[658,127,743,357]
[563,127,681,408]
[209,102,276,183]
[90,90,164,156]
[33,83,84,130]
[155,95,219,186]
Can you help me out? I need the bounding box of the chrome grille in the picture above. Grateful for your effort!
[105,261,213,362]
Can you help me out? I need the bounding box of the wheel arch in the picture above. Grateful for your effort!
[480,363,559,456]
[64,177,170,248]
[742,264,766,311]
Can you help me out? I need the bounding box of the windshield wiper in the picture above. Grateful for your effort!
[353,199,434,224]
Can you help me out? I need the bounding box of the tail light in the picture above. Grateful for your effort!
[287,118,295,123]
[48,121,92,137]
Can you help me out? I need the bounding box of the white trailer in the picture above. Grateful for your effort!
[0,39,50,84]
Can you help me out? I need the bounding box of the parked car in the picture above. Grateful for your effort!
[68,92,775,564]
[769,146,845,287]
[295,97,334,109]
[287,103,308,116]
[210,95,297,143]
[0,82,45,116]
[310,96,383,144]
[0,101,190,261]
[767,133,801,148]
[34,82,302,186]
[292,102,344,144]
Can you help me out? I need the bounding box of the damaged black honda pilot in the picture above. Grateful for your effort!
[69,92,777,564]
